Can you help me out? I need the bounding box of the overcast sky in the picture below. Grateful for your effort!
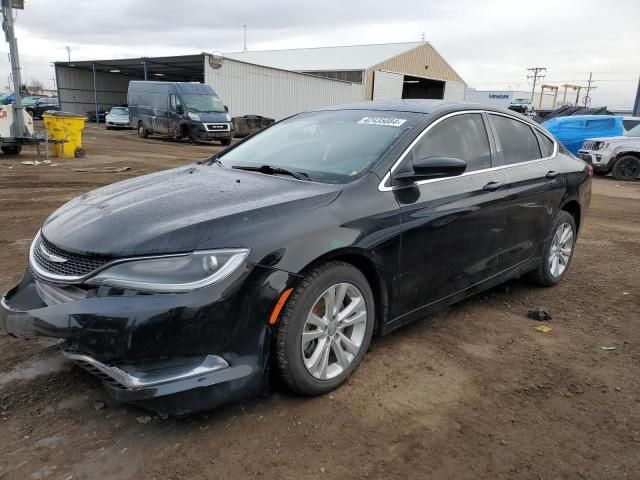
[2,0,638,108]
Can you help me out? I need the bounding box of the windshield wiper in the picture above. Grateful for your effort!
[199,154,224,167]
[232,164,310,181]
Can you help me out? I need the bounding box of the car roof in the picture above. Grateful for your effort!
[316,99,527,118]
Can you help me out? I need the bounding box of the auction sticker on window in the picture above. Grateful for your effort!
[357,117,407,127]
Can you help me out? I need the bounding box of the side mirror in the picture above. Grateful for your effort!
[394,156,467,182]
[175,105,184,115]
[224,105,229,112]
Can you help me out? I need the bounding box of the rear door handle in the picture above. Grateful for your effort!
[546,170,560,179]
[483,181,506,192]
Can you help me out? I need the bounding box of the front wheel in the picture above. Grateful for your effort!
[611,155,640,181]
[220,138,232,146]
[527,211,577,286]
[275,262,375,396]
[1,145,22,155]
[137,122,148,138]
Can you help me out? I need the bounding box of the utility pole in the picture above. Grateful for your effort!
[420,32,426,42]
[65,45,71,62]
[527,67,546,104]
[633,76,640,117]
[1,0,29,138]
[242,25,247,52]
[583,72,597,107]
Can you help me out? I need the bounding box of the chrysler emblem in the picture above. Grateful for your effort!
[40,244,68,263]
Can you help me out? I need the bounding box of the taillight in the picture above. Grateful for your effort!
[587,164,593,176]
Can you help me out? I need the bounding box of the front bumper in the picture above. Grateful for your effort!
[188,121,234,140]
[107,121,130,128]
[577,149,614,172]
[1,265,295,414]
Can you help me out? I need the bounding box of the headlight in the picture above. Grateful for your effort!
[593,142,603,150]
[225,113,231,122]
[187,112,200,121]
[87,249,250,292]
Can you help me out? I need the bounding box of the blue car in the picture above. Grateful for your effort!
[543,115,624,155]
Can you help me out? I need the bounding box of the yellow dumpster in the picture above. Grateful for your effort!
[42,112,86,158]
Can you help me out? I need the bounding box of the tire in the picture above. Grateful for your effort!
[593,170,608,176]
[137,122,148,138]
[220,138,232,146]
[527,210,577,287]
[1,145,22,155]
[275,261,375,396]
[611,155,640,181]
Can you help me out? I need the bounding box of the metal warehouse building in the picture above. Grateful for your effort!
[54,41,466,121]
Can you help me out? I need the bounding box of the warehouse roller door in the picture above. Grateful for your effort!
[373,71,404,100]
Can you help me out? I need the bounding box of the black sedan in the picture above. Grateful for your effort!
[0,100,591,414]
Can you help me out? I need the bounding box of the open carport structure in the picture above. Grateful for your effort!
[54,55,207,116]
[54,53,364,121]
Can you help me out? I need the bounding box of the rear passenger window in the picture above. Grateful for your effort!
[410,113,492,172]
[490,114,541,164]
[534,130,554,157]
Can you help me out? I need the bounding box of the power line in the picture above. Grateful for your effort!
[526,67,546,102]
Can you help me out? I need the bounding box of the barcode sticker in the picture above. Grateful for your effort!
[357,117,407,127]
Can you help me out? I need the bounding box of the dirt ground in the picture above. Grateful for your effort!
[0,122,638,480]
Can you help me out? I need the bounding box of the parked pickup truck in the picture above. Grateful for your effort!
[577,123,640,181]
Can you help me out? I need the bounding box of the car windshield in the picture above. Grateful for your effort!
[624,124,640,137]
[181,93,225,113]
[219,110,414,184]
[110,107,128,115]
[512,98,529,104]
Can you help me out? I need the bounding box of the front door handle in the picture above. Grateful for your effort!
[483,181,506,192]
[546,170,560,179]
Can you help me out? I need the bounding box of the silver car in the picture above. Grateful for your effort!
[105,106,130,129]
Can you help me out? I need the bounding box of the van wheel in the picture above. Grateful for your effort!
[137,122,148,138]
[220,138,232,146]
[1,145,21,155]
[612,155,640,181]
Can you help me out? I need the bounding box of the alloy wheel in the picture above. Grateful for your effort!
[301,282,367,380]
[548,222,574,278]
[619,158,639,179]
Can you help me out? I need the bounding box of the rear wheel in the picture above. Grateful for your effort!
[611,155,640,181]
[1,145,22,155]
[527,211,576,287]
[276,262,375,396]
[137,122,148,138]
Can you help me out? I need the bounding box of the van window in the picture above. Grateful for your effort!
[170,94,182,112]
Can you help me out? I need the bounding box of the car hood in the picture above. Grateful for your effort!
[42,164,342,257]
[585,136,631,143]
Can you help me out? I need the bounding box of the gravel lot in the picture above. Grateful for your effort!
[0,122,638,480]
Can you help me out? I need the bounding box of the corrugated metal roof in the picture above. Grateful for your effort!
[224,42,425,71]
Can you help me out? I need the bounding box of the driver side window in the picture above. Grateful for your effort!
[410,113,492,172]
[170,94,182,112]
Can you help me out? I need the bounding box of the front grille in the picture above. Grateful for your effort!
[581,140,597,151]
[31,235,112,279]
